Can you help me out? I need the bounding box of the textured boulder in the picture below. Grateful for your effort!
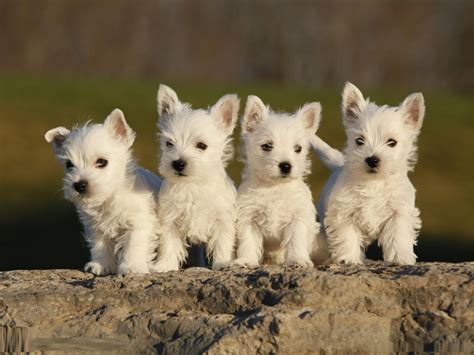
[0,262,473,353]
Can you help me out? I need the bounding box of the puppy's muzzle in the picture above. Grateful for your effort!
[172,159,187,175]
[365,156,380,170]
[279,162,292,176]
[73,180,88,194]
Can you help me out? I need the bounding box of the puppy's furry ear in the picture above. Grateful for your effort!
[211,94,240,136]
[341,82,367,125]
[242,95,268,133]
[104,108,136,147]
[297,102,321,134]
[45,127,70,153]
[399,92,425,132]
[157,84,181,117]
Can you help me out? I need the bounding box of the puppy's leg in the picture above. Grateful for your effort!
[327,223,365,264]
[208,219,235,270]
[152,224,187,272]
[379,209,420,265]
[118,226,153,275]
[84,234,117,276]
[234,223,263,267]
[284,221,314,267]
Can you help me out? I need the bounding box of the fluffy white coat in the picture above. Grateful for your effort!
[45,109,161,275]
[235,96,327,267]
[312,82,425,265]
[152,85,239,271]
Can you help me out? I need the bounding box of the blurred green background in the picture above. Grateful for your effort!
[0,0,473,270]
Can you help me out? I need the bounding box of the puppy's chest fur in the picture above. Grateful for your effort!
[78,192,155,246]
[79,203,131,247]
[238,180,316,240]
[159,179,236,243]
[328,179,394,240]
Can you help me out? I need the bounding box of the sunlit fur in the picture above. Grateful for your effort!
[314,82,425,265]
[152,84,239,272]
[234,96,328,267]
[45,109,162,275]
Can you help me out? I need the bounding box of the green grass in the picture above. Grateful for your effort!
[0,74,472,268]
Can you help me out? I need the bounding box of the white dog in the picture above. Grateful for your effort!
[152,85,239,272]
[312,82,425,265]
[45,109,162,275]
[234,96,327,267]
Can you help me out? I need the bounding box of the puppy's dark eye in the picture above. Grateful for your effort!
[196,142,208,150]
[387,139,397,147]
[166,140,174,148]
[65,160,74,170]
[294,145,302,153]
[96,158,108,168]
[261,143,273,151]
[355,137,365,146]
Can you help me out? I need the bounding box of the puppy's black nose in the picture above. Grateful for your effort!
[73,181,88,194]
[279,162,292,175]
[365,156,380,168]
[172,159,187,172]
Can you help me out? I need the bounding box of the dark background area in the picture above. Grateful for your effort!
[0,0,473,270]
[1,0,473,90]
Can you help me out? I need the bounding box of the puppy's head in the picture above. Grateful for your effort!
[341,82,425,177]
[45,109,136,205]
[156,84,239,182]
[241,95,321,183]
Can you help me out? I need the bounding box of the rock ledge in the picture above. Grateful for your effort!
[1,262,473,353]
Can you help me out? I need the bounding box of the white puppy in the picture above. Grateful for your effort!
[152,85,239,272]
[313,82,425,265]
[234,96,326,267]
[45,109,162,275]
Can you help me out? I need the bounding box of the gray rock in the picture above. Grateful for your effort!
[0,263,473,354]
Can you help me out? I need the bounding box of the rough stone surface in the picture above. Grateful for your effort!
[0,262,473,353]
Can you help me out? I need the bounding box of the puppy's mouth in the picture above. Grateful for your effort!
[66,191,90,204]
[278,172,293,179]
[174,171,187,177]
[367,168,379,174]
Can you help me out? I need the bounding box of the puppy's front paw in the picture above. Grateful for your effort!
[337,257,364,265]
[384,255,416,266]
[150,262,179,273]
[118,261,149,275]
[212,261,231,270]
[231,259,259,268]
[84,261,109,276]
[285,258,314,268]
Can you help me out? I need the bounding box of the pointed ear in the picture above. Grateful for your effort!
[341,82,367,125]
[45,126,70,153]
[242,95,268,133]
[157,84,181,117]
[399,92,425,132]
[211,94,240,136]
[103,108,135,147]
[297,102,321,134]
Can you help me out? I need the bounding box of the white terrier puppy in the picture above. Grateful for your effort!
[234,96,327,267]
[152,85,239,272]
[45,109,162,275]
[312,82,425,265]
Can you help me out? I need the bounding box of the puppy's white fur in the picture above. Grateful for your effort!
[152,85,239,271]
[45,109,161,275]
[235,96,326,267]
[313,82,424,265]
